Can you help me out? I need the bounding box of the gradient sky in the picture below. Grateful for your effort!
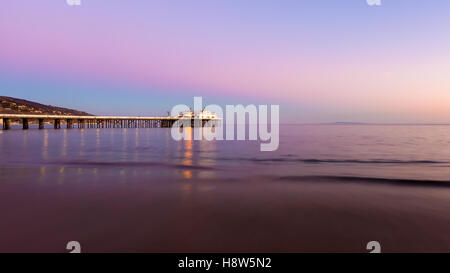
[1,0,450,123]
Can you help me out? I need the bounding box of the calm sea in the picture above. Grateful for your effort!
[1,124,450,252]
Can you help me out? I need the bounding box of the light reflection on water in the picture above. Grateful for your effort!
[183,127,193,180]
[2,125,450,252]
[42,129,48,160]
[61,129,67,158]
[1,125,450,183]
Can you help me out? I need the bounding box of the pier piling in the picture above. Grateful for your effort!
[0,115,219,131]
[38,119,44,129]
[66,119,73,129]
[2,118,11,130]
[54,119,61,129]
[22,118,29,130]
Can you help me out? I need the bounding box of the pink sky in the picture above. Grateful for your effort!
[1,0,450,122]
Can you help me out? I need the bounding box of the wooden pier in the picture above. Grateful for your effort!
[0,114,220,130]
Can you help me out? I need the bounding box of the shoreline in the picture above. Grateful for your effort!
[1,173,449,253]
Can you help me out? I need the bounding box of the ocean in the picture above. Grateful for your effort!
[1,124,450,252]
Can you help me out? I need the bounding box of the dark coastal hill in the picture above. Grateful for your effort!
[0,96,92,116]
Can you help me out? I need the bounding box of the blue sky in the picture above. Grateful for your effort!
[1,0,450,123]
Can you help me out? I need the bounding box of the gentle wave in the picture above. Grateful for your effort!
[278,175,450,188]
[216,157,448,164]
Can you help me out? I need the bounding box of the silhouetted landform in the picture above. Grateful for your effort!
[0,96,92,116]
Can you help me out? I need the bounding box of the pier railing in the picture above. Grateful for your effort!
[0,114,220,130]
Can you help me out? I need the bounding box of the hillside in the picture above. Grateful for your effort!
[0,96,92,116]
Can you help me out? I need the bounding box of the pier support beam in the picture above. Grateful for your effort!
[3,118,11,130]
[0,116,215,130]
[22,118,29,130]
[54,119,61,129]
[38,119,44,129]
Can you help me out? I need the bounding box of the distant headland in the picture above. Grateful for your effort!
[0,96,92,116]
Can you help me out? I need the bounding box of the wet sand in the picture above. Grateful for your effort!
[1,172,450,253]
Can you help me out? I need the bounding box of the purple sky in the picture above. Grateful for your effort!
[1,0,450,123]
